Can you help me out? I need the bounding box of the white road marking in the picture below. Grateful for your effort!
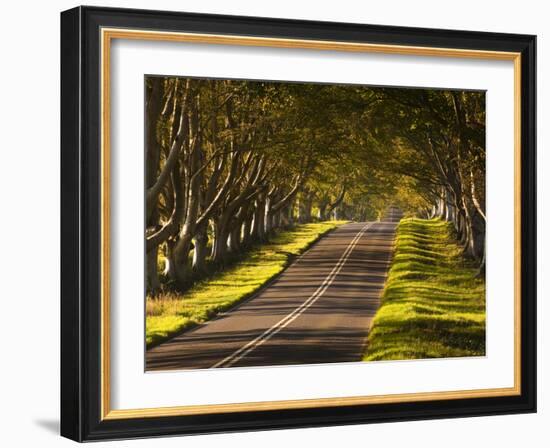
[203,227,336,324]
[211,222,373,368]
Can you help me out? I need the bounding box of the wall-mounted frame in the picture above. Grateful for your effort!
[61,6,536,442]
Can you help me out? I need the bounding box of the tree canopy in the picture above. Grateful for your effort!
[145,76,486,292]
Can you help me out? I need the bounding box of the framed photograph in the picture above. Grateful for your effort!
[60,6,536,441]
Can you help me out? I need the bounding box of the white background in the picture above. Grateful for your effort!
[111,40,515,409]
[0,0,546,446]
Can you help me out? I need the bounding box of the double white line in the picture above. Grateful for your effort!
[211,222,373,368]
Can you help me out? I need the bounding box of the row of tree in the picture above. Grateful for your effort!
[145,77,486,293]
[368,88,486,271]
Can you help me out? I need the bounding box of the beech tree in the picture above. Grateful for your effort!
[145,77,486,293]
[369,88,486,269]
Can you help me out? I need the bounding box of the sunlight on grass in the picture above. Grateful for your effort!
[146,221,347,348]
[363,218,486,361]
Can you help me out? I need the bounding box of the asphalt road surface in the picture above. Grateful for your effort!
[146,215,400,371]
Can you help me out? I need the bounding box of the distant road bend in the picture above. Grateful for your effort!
[146,209,402,371]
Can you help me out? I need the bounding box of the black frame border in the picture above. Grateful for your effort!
[61,6,536,442]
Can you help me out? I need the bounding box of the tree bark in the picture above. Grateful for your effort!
[242,212,253,247]
[146,81,190,223]
[228,222,242,253]
[252,194,267,241]
[145,78,163,192]
[192,222,208,273]
[211,217,229,263]
[303,195,313,222]
[325,185,346,219]
[264,196,275,235]
[318,201,328,221]
[167,93,202,286]
[146,247,161,294]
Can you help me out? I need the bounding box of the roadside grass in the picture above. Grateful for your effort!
[363,218,486,361]
[146,221,347,348]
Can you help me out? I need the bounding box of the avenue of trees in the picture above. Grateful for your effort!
[145,76,486,293]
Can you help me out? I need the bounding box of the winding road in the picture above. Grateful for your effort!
[146,212,401,371]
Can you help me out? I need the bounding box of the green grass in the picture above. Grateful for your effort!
[146,221,347,348]
[363,218,486,361]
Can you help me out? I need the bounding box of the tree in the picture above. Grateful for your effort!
[144,77,486,293]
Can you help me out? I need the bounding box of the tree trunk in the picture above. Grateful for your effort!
[273,210,282,230]
[298,190,314,223]
[228,224,241,253]
[264,197,273,235]
[318,202,328,221]
[144,78,164,294]
[252,195,266,241]
[242,213,253,247]
[304,196,313,222]
[163,240,176,282]
[471,214,485,261]
[211,217,229,263]
[192,224,208,273]
[297,198,306,222]
[146,246,161,293]
[325,186,346,220]
[280,203,293,228]
[287,201,295,226]
[145,78,163,192]
[166,237,193,285]
[168,95,203,286]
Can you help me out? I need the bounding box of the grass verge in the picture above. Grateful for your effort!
[146,221,347,348]
[363,218,486,361]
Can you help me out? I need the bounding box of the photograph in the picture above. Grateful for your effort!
[144,76,487,371]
